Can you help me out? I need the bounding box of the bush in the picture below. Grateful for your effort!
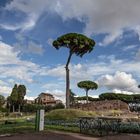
[45,109,96,120]
[44,105,53,112]
[0,107,9,113]
[119,123,140,133]
[53,103,65,110]
[22,104,44,113]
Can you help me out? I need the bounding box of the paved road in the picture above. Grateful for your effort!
[0,131,140,140]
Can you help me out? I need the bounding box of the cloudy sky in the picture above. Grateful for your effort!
[0,0,140,102]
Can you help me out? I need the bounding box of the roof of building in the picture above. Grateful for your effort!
[39,92,54,97]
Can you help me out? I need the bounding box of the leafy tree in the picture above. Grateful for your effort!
[77,80,98,103]
[69,89,76,105]
[99,93,118,100]
[8,84,26,112]
[17,85,26,112]
[6,96,12,112]
[10,84,18,112]
[22,104,44,113]
[0,95,5,107]
[53,33,95,108]
[53,103,65,110]
[99,92,140,103]
[76,96,99,101]
[44,105,53,112]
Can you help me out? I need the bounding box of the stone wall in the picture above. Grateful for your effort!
[71,100,129,111]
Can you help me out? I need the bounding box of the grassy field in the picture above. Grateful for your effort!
[0,121,35,134]
[45,109,97,120]
[0,109,87,134]
[0,109,140,135]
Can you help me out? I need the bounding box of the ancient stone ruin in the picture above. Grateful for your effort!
[71,100,129,111]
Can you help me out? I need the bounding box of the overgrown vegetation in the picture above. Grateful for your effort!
[23,103,65,113]
[45,109,96,120]
[99,92,140,103]
[0,118,35,134]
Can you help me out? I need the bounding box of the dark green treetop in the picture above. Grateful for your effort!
[53,33,95,57]
[77,80,98,91]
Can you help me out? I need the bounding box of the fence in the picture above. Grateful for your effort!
[1,117,140,136]
[45,119,80,127]
[79,117,140,135]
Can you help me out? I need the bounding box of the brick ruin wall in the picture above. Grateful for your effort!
[71,100,129,111]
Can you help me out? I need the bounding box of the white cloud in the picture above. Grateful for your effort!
[4,0,53,31]
[0,86,12,95]
[51,0,140,44]
[88,95,99,98]
[97,71,140,93]
[0,41,19,65]
[39,55,140,93]
[2,0,140,45]
[0,79,11,95]
[42,82,65,90]
[7,79,16,84]
[0,80,8,86]
[14,34,44,55]
[0,41,41,82]
[0,24,21,31]
[24,95,37,101]
[97,71,137,89]
[99,31,123,46]
[0,14,36,31]
[123,45,138,51]
[47,38,53,46]
[112,89,136,95]
[27,41,44,55]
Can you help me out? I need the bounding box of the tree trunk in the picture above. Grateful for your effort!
[65,52,73,109]
[86,90,88,104]
[66,67,70,108]
[18,104,21,112]
[12,105,15,113]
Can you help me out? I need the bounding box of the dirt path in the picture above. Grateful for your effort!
[0,131,140,140]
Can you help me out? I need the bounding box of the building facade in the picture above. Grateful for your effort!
[35,93,61,106]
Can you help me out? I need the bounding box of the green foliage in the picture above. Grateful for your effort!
[0,120,35,134]
[44,105,53,112]
[17,85,26,103]
[45,109,96,120]
[10,84,18,104]
[0,107,8,113]
[23,103,65,113]
[69,89,76,105]
[0,95,5,107]
[119,123,140,134]
[22,104,44,113]
[76,96,99,101]
[7,84,26,112]
[77,80,98,91]
[99,92,139,103]
[53,33,95,57]
[53,103,65,109]
[77,80,98,103]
